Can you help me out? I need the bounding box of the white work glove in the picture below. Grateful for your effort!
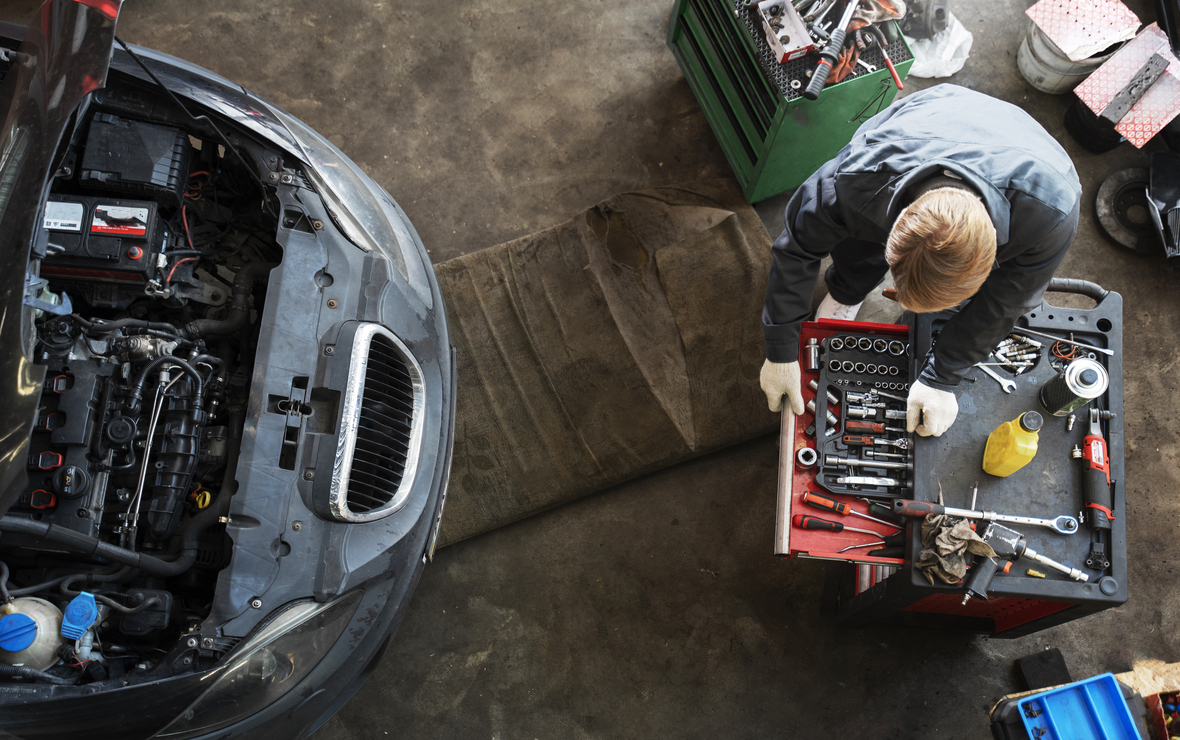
[760,359,804,415]
[907,381,959,437]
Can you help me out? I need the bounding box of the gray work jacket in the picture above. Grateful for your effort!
[762,84,1082,390]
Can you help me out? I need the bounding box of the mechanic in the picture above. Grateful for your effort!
[758,84,1081,437]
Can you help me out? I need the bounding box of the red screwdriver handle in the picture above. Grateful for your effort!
[802,491,849,515]
[890,499,945,518]
[792,514,843,532]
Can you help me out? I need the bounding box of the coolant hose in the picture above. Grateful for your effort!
[0,517,197,577]
[184,262,278,338]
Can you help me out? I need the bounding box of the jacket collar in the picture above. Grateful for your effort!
[883,160,1011,246]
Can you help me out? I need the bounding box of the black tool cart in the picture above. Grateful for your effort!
[801,279,1126,638]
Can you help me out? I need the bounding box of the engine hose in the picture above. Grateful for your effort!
[70,315,179,335]
[0,663,75,685]
[59,577,161,615]
[0,517,197,577]
[0,561,10,603]
[125,355,205,413]
[7,564,127,598]
[179,408,244,550]
[184,262,278,338]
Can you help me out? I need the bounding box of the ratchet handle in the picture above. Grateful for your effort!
[804,28,847,100]
[867,502,907,525]
[891,499,945,518]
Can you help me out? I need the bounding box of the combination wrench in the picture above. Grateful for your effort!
[974,362,1017,393]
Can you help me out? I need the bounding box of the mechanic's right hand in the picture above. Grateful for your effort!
[760,359,804,415]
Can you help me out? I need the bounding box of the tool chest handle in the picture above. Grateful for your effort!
[1046,278,1109,303]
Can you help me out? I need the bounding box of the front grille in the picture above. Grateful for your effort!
[348,334,414,512]
[328,324,424,522]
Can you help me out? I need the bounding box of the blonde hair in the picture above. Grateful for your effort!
[886,188,997,313]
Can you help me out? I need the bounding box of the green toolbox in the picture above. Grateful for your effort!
[667,0,914,203]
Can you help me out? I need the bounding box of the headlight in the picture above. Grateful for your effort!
[265,106,408,280]
[154,590,363,738]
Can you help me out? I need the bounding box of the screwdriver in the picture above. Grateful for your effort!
[846,420,905,434]
[866,501,906,525]
[792,514,882,536]
[838,532,905,553]
[802,491,900,529]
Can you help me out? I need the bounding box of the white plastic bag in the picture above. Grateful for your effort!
[904,12,973,78]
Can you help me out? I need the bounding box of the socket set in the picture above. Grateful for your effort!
[800,331,915,498]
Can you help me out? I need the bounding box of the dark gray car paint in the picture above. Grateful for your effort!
[0,7,454,735]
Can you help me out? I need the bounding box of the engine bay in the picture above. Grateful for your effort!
[0,96,283,685]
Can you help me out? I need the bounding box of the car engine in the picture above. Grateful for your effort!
[1,101,281,685]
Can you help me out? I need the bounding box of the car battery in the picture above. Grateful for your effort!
[40,194,164,285]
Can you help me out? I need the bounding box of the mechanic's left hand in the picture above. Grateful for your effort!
[906,381,959,437]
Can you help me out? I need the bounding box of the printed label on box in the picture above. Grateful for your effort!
[43,201,84,232]
[91,205,149,236]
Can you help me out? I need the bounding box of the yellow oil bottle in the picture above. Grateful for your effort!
[982,411,1043,477]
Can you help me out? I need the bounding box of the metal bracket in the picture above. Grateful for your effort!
[23,273,72,315]
[1100,53,1171,124]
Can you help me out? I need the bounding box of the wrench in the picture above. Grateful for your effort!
[856,58,877,73]
[974,363,1016,393]
[893,500,1081,535]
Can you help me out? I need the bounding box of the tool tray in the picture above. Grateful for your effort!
[813,327,915,497]
[776,279,1127,628]
[774,318,914,566]
[900,279,1126,608]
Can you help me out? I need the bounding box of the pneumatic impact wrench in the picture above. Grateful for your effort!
[961,523,1088,605]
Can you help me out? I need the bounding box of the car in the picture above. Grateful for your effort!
[0,1,455,738]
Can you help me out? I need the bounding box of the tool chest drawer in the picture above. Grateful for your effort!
[774,318,914,568]
[825,282,1126,637]
[666,0,914,203]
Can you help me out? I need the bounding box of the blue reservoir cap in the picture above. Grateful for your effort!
[0,613,37,652]
[61,593,98,640]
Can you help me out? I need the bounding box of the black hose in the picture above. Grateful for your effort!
[179,408,244,550]
[125,355,205,412]
[184,262,278,338]
[8,564,128,598]
[1047,277,1109,302]
[0,663,75,685]
[70,315,179,334]
[0,517,197,577]
[59,577,161,615]
[0,561,9,603]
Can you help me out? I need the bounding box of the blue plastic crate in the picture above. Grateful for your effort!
[1018,673,1141,740]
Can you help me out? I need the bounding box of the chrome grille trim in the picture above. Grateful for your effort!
[329,323,425,522]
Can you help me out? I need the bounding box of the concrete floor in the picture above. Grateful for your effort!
[3,0,1177,736]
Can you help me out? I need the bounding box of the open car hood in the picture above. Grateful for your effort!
[0,0,121,516]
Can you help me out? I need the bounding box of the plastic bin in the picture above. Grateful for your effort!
[1018,673,1140,740]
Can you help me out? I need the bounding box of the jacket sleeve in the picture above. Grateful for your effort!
[762,165,854,363]
[917,198,1080,390]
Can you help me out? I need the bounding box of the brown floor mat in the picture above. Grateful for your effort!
[436,178,776,546]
